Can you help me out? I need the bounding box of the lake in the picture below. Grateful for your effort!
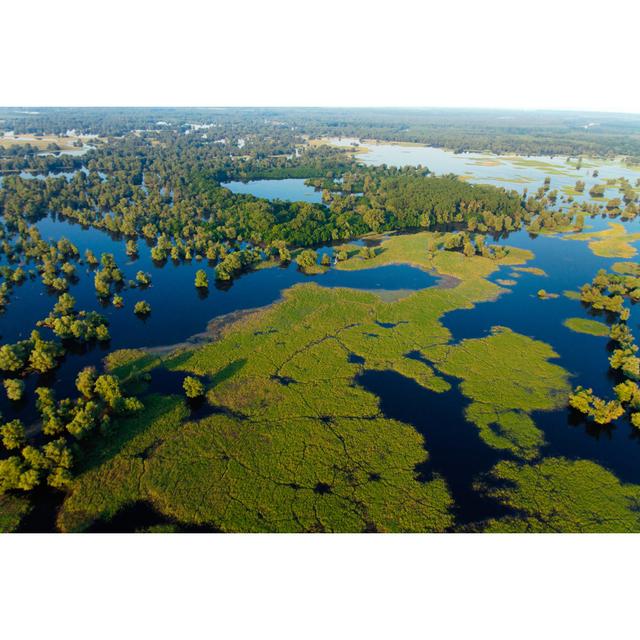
[221,178,323,203]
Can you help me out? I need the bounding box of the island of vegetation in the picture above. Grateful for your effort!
[563,317,610,337]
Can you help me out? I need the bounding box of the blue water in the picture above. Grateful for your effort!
[221,178,323,203]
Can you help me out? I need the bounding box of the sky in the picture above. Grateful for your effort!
[2,0,638,113]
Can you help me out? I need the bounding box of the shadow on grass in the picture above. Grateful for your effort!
[85,500,220,533]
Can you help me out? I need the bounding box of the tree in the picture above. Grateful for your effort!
[76,367,97,398]
[0,456,38,492]
[48,466,73,489]
[84,249,99,266]
[4,379,24,401]
[195,269,209,288]
[0,343,28,372]
[22,445,48,471]
[43,440,73,474]
[296,249,318,270]
[568,386,593,415]
[183,376,205,399]
[66,402,100,438]
[28,331,61,373]
[126,239,138,257]
[463,240,476,257]
[443,233,464,251]
[569,386,625,424]
[94,375,123,410]
[1,419,26,450]
[362,208,385,232]
[35,387,63,436]
[54,292,76,315]
[96,324,110,341]
[136,271,151,286]
[614,380,640,407]
[278,245,291,263]
[134,300,151,316]
[591,398,624,424]
[321,253,331,266]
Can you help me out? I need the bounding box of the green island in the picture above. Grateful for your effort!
[563,317,610,337]
[566,222,640,258]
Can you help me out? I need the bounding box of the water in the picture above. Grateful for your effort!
[221,178,323,203]
[328,137,640,203]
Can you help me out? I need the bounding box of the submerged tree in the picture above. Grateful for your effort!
[194,269,209,288]
[134,300,151,316]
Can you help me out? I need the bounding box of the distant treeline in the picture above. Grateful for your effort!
[2,107,639,160]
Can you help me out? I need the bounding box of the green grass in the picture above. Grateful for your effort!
[566,222,640,258]
[59,382,454,532]
[560,186,582,197]
[466,157,503,167]
[477,458,640,532]
[563,317,609,337]
[481,176,533,184]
